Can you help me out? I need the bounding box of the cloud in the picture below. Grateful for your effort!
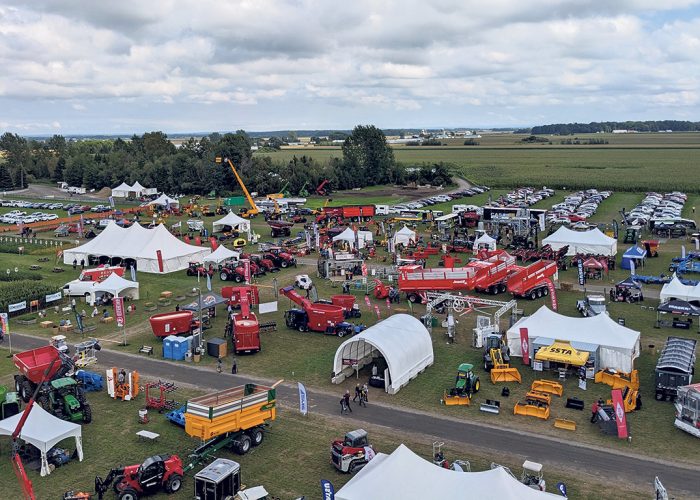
[0,0,699,132]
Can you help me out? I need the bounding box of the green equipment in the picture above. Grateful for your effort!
[441,363,480,406]
[37,377,92,424]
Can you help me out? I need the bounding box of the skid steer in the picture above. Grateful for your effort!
[483,334,521,384]
[441,364,480,406]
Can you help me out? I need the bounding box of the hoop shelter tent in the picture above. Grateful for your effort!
[332,314,433,394]
[621,246,647,270]
[506,306,640,372]
[473,233,497,252]
[542,226,617,256]
[336,444,559,500]
[0,403,83,476]
[203,245,240,264]
[332,227,373,249]
[660,274,700,304]
[93,272,140,301]
[148,194,179,208]
[111,182,132,198]
[392,226,416,247]
[212,211,251,237]
[63,222,210,273]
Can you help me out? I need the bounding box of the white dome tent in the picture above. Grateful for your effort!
[332,227,373,249]
[147,194,179,208]
[203,245,240,264]
[212,211,251,237]
[332,314,433,394]
[542,226,617,256]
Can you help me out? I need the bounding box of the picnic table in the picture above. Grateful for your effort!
[136,430,160,441]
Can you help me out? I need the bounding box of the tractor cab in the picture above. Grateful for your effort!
[454,363,479,395]
[521,460,546,491]
[50,335,70,355]
[343,429,368,448]
[137,455,168,489]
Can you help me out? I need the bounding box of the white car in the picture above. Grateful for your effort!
[295,274,313,290]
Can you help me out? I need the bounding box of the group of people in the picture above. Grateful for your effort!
[340,383,369,414]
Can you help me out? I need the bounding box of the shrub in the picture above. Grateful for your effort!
[0,270,43,282]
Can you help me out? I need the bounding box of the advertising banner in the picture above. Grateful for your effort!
[45,292,62,303]
[611,388,629,439]
[298,382,308,416]
[546,279,558,311]
[577,259,585,286]
[520,328,530,365]
[156,250,164,273]
[113,297,125,327]
[8,301,26,313]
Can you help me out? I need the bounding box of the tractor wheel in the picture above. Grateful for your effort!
[248,428,264,446]
[529,290,537,300]
[498,283,507,294]
[118,489,139,500]
[280,261,289,268]
[407,294,419,303]
[37,395,51,412]
[235,434,252,455]
[474,378,480,393]
[82,404,92,423]
[21,380,34,403]
[112,476,125,493]
[219,272,228,281]
[165,474,183,494]
[298,324,307,332]
[234,274,244,283]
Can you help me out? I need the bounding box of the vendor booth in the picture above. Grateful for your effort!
[92,272,140,303]
[203,245,239,264]
[660,274,700,304]
[392,226,416,247]
[582,257,605,280]
[656,299,700,332]
[620,245,647,270]
[212,211,251,237]
[473,233,497,253]
[148,194,179,209]
[542,226,617,256]
[332,227,373,250]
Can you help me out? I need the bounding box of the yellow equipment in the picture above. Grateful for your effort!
[554,418,577,431]
[595,369,641,413]
[531,379,563,397]
[216,157,259,218]
[442,390,470,406]
[489,348,522,384]
[106,368,139,401]
[513,391,550,420]
[185,384,276,440]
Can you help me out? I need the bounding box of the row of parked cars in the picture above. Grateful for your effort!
[487,186,555,209]
[1,199,66,210]
[1,210,59,224]
[625,192,688,226]
[390,185,490,213]
[547,189,612,227]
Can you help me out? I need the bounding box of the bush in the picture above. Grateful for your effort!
[0,270,43,282]
[0,242,47,254]
[0,281,60,312]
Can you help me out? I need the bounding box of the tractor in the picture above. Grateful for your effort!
[37,377,92,424]
[483,333,521,383]
[331,429,375,474]
[219,263,247,283]
[186,262,213,277]
[442,363,480,406]
[95,454,184,500]
[263,249,297,268]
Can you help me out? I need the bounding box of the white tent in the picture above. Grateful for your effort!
[506,306,640,372]
[148,194,179,208]
[392,226,416,247]
[542,226,617,256]
[332,228,374,249]
[93,272,140,300]
[336,444,559,500]
[332,314,433,394]
[473,233,497,252]
[203,245,240,264]
[111,182,132,198]
[130,181,147,196]
[212,211,251,236]
[660,274,700,304]
[63,222,211,273]
[0,403,83,476]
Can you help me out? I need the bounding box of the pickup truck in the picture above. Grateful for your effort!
[576,295,607,317]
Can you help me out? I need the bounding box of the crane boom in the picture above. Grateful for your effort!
[216,157,259,217]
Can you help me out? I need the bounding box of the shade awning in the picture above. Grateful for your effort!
[535,341,590,365]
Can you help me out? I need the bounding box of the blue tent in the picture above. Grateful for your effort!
[621,246,647,270]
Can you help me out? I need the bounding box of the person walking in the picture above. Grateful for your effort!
[362,384,369,404]
[231,357,238,374]
[359,386,368,408]
[353,384,361,402]
[341,390,352,414]
[72,259,77,270]
[216,357,222,373]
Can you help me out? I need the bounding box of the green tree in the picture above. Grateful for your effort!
[341,125,395,188]
[53,157,66,182]
[0,163,13,189]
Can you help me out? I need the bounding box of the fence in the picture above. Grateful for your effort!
[0,235,65,249]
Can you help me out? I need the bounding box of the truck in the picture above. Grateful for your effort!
[230,292,261,354]
[280,286,354,336]
[506,260,558,300]
[674,383,700,438]
[62,265,127,304]
[655,337,697,401]
[331,429,376,474]
[184,384,276,456]
[576,295,607,317]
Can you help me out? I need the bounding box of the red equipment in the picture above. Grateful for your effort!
[78,265,125,282]
[243,254,275,273]
[507,260,558,300]
[280,286,349,334]
[316,179,330,196]
[268,221,293,237]
[403,247,439,259]
[263,249,297,268]
[231,291,261,354]
[144,381,179,413]
[149,311,199,338]
[221,285,259,308]
[331,295,361,318]
[470,252,517,295]
[96,454,184,499]
[321,205,375,220]
[331,429,375,474]
[219,261,249,282]
[373,279,389,299]
[186,262,213,277]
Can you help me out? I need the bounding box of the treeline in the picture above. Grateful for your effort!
[517,121,700,135]
[0,125,452,195]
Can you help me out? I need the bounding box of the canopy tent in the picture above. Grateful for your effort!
[336,444,559,500]
[534,341,590,366]
[617,276,641,289]
[0,403,83,476]
[506,306,641,372]
[92,272,140,301]
[660,274,700,304]
[63,222,211,274]
[473,233,497,252]
[181,292,227,311]
[203,245,240,264]
[621,246,647,270]
[212,211,251,237]
[582,257,604,269]
[332,228,374,249]
[542,226,617,256]
[148,194,179,208]
[657,299,700,316]
[392,226,416,247]
[332,314,433,394]
[111,182,132,198]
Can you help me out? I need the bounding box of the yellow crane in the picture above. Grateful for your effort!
[216,157,259,218]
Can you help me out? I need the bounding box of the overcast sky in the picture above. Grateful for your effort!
[1,1,699,135]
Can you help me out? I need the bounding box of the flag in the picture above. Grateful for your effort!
[206,272,212,292]
[130,265,136,282]
[374,305,381,319]
[629,259,635,276]
[546,279,558,311]
[386,297,391,309]
[320,480,335,500]
[520,328,530,365]
[557,483,568,497]
[75,312,84,334]
[364,295,371,309]
[156,250,164,273]
[109,196,115,208]
[577,259,585,286]
[0,313,8,338]
[681,245,686,258]
[113,297,125,327]
[538,213,545,232]
[209,237,219,251]
[611,389,629,439]
[298,382,308,416]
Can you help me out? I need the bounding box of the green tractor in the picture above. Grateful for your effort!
[37,377,92,424]
[441,363,480,406]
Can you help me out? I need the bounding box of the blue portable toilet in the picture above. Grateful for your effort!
[621,246,647,270]
[162,335,177,360]
[171,337,189,361]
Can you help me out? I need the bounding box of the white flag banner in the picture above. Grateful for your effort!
[298,382,308,416]
[258,301,278,314]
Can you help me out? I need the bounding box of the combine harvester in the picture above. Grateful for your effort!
[506,260,558,300]
[595,369,642,412]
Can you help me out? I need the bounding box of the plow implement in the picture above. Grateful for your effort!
[514,392,551,420]
[531,379,563,397]
[441,390,471,406]
[489,349,521,383]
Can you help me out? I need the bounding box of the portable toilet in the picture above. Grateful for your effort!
[162,335,177,360]
[171,337,190,361]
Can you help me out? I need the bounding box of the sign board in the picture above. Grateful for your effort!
[8,301,26,313]
[298,382,308,416]
[0,313,8,337]
[520,328,530,365]
[224,196,245,206]
[113,297,125,327]
[533,361,543,371]
[259,301,278,314]
[577,259,585,286]
[611,388,629,439]
[45,292,62,303]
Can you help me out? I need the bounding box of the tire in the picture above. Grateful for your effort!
[474,378,480,393]
[655,392,663,401]
[408,294,419,303]
[220,272,228,281]
[280,261,288,268]
[529,290,537,300]
[498,283,507,294]
[248,428,264,446]
[37,395,51,412]
[234,274,244,283]
[349,461,362,474]
[118,489,138,500]
[337,329,346,338]
[235,434,252,455]
[82,403,92,423]
[536,288,543,298]
[542,287,549,296]
[165,474,183,494]
[112,476,125,493]
[21,380,34,403]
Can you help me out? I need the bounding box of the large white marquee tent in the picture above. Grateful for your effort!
[332,314,433,394]
[506,306,640,372]
[111,182,157,198]
[0,403,83,476]
[336,444,560,500]
[63,222,210,273]
[542,226,617,256]
[660,274,700,304]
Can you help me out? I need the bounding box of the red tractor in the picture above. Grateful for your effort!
[95,454,184,500]
[263,249,297,268]
[186,262,213,277]
[219,263,247,282]
[331,429,376,474]
[244,254,277,273]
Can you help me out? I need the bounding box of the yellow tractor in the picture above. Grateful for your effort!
[441,363,480,406]
[483,334,521,384]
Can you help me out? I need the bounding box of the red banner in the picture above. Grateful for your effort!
[364,295,371,309]
[209,237,219,251]
[361,263,367,277]
[520,328,530,365]
[546,279,558,311]
[156,250,164,273]
[113,297,125,328]
[386,298,391,309]
[184,235,190,244]
[611,389,629,439]
[374,305,381,319]
[242,259,251,283]
[194,236,202,246]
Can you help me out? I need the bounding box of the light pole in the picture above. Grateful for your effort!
[193,287,203,357]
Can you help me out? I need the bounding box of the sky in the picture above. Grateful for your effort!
[0,0,699,135]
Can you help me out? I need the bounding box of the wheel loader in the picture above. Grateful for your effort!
[482,333,521,384]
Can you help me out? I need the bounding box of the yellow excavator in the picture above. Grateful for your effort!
[216,157,259,218]
[595,369,641,412]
